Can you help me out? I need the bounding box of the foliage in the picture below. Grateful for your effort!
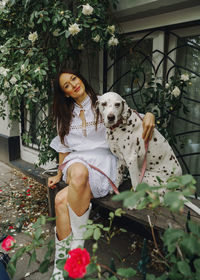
[130,68,194,142]
[113,174,196,212]
[5,174,200,279]
[0,0,120,165]
[113,174,200,280]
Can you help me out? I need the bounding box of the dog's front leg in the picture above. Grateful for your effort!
[125,153,140,191]
[115,159,126,188]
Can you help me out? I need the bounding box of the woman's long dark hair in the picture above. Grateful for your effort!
[53,69,98,144]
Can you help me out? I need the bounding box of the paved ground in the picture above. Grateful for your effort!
[0,161,164,280]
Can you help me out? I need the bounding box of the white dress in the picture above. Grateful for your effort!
[50,95,117,198]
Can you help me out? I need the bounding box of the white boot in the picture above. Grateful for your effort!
[68,203,92,250]
[51,227,72,280]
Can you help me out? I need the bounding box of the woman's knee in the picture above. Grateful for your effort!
[67,163,89,191]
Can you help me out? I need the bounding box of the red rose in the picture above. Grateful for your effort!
[1,236,16,251]
[64,248,90,279]
[22,177,27,180]
[26,189,31,192]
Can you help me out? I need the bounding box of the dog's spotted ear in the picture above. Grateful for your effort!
[122,99,131,123]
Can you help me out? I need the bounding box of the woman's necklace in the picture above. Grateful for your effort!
[79,108,87,137]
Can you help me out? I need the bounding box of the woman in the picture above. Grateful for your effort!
[48,69,155,279]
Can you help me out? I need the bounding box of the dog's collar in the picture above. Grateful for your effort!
[109,118,123,130]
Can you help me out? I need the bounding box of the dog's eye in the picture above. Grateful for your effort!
[115,103,121,107]
[101,102,107,107]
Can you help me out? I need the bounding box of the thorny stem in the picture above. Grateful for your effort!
[147,215,170,267]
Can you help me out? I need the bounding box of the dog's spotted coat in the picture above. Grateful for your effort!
[97,92,182,190]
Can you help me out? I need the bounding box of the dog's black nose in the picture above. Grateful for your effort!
[107,114,115,122]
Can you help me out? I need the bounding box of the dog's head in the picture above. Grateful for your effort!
[96,92,131,127]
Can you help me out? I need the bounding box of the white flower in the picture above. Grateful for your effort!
[165,83,170,89]
[68,23,81,36]
[0,0,8,10]
[171,86,181,97]
[107,25,115,34]
[180,73,189,82]
[53,29,60,37]
[10,76,17,85]
[108,36,119,46]
[93,35,100,42]
[4,81,10,88]
[82,3,94,15]
[0,66,9,76]
[28,31,38,43]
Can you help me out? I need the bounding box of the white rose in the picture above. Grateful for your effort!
[180,74,189,82]
[165,83,170,89]
[93,35,100,42]
[53,29,60,37]
[0,0,8,9]
[171,86,181,97]
[68,23,81,36]
[107,25,115,34]
[28,31,38,43]
[82,4,94,15]
[108,36,119,47]
[10,76,17,85]
[0,66,9,76]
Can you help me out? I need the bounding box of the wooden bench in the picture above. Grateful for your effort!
[47,176,200,235]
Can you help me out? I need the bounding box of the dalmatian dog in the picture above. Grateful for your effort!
[96,92,200,214]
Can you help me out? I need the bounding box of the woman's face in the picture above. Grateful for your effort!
[59,73,87,104]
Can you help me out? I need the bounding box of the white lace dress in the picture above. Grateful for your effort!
[50,95,117,198]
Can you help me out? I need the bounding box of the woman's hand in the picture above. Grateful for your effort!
[48,173,62,189]
[142,112,155,143]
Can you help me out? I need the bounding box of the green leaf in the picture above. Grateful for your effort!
[177,261,191,276]
[166,182,180,189]
[112,190,131,201]
[86,263,97,275]
[194,258,200,272]
[181,235,200,255]
[180,174,193,185]
[117,267,137,277]
[93,228,101,240]
[114,208,125,217]
[83,228,94,239]
[163,228,185,246]
[28,250,36,267]
[136,182,149,191]
[163,192,183,211]
[65,30,70,38]
[187,220,200,236]
[7,262,16,278]
[34,227,42,240]
[39,259,50,273]
[56,258,66,271]
[109,212,114,218]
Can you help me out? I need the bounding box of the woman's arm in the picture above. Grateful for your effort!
[48,152,70,188]
[142,112,155,143]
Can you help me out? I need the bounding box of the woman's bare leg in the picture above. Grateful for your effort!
[55,162,92,241]
[55,186,71,241]
[67,163,92,216]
